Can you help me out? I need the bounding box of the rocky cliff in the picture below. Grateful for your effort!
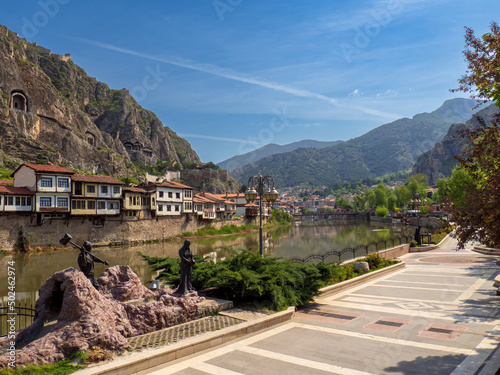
[0,25,201,177]
[412,104,499,184]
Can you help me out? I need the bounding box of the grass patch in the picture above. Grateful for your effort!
[188,224,256,237]
[0,351,86,375]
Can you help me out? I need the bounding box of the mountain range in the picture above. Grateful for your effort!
[218,140,342,172]
[230,98,486,187]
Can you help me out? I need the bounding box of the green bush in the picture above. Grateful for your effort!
[364,252,397,269]
[375,205,389,217]
[142,250,400,311]
[271,210,293,224]
[142,249,336,311]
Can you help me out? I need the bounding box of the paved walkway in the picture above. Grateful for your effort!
[140,236,500,375]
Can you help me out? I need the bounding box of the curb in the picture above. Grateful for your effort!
[408,232,452,253]
[76,307,295,375]
[318,261,406,297]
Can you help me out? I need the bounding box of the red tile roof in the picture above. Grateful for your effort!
[198,191,225,201]
[123,186,149,193]
[156,181,193,190]
[193,195,217,204]
[0,186,34,195]
[16,163,74,175]
[72,174,124,185]
[0,180,13,186]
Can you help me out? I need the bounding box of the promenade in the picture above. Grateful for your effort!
[140,236,500,375]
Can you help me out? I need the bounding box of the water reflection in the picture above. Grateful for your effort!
[0,222,414,306]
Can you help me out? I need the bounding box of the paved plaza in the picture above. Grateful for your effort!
[141,236,500,375]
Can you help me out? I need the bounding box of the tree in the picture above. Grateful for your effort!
[336,197,353,211]
[452,22,500,104]
[434,178,449,204]
[448,22,500,248]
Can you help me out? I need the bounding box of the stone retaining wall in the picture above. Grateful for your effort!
[0,214,248,250]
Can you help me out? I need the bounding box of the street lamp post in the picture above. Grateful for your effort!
[244,172,278,256]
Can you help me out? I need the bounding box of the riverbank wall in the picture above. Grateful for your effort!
[0,215,251,250]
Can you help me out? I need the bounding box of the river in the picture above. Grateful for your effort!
[0,221,415,307]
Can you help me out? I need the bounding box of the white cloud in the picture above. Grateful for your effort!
[348,89,364,97]
[178,133,265,145]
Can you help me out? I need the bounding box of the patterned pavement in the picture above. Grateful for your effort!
[140,236,500,375]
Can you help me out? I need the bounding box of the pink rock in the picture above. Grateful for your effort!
[0,266,204,369]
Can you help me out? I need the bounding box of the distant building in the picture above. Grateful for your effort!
[12,163,74,219]
[71,174,124,216]
[0,186,33,213]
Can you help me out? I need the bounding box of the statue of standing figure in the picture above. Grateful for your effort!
[176,239,195,295]
[78,241,109,290]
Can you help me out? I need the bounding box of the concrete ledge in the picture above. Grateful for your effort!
[75,306,295,375]
[319,261,406,297]
[473,245,500,256]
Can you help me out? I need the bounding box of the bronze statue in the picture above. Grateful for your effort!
[60,233,109,290]
[77,241,109,290]
[414,226,421,246]
[176,239,195,295]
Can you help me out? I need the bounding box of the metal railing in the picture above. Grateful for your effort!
[287,235,412,264]
[0,304,36,337]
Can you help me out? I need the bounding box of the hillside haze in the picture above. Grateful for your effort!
[0,26,200,177]
[218,139,342,171]
[231,98,483,187]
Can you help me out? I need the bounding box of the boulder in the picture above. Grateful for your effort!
[0,265,203,368]
[353,262,370,272]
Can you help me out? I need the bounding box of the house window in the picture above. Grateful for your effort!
[97,201,106,210]
[168,192,173,198]
[158,204,163,211]
[88,201,95,210]
[87,185,95,193]
[58,178,69,188]
[159,191,164,198]
[176,192,180,199]
[40,177,52,187]
[7,197,13,205]
[175,205,180,212]
[72,200,85,209]
[107,202,117,210]
[167,205,171,211]
[0,196,2,205]
[15,197,21,206]
[129,196,133,205]
[184,190,192,198]
[101,186,108,194]
[184,202,192,211]
[133,196,137,206]
[57,197,68,207]
[113,186,120,195]
[40,197,52,207]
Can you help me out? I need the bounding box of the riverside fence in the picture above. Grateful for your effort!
[288,235,412,264]
[0,303,36,337]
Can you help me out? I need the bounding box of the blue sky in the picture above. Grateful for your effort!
[3,1,499,163]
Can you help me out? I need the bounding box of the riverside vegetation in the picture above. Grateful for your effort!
[141,249,398,311]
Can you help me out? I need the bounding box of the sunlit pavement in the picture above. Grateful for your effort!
[143,236,500,375]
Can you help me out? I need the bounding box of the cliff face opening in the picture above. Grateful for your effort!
[11,91,28,111]
[86,132,96,146]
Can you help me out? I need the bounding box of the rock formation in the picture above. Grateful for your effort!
[412,104,499,184]
[0,25,201,177]
[0,265,203,368]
